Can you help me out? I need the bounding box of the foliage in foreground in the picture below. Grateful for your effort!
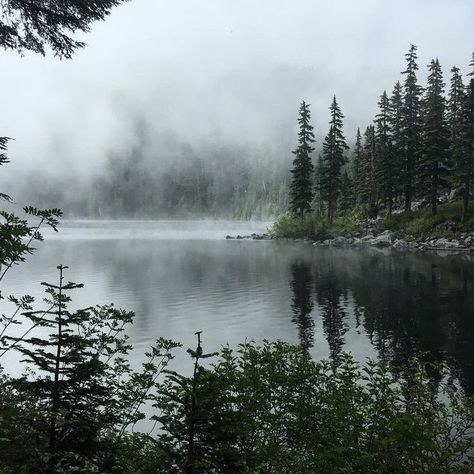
[137,341,474,473]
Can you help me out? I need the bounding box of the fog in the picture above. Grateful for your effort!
[0,0,473,216]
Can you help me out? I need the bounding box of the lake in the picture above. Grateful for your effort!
[2,220,474,393]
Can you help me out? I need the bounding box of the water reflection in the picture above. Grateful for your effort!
[286,248,474,391]
[1,222,474,393]
[289,263,314,354]
[314,263,349,371]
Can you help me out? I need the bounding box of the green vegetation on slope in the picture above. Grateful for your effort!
[272,199,474,240]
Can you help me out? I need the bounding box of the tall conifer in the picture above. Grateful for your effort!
[447,66,465,177]
[401,44,423,211]
[320,96,349,223]
[458,54,474,222]
[289,101,315,216]
[389,81,404,203]
[375,91,395,215]
[363,124,377,208]
[352,128,365,205]
[418,59,450,214]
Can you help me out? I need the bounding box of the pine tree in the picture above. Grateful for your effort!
[418,59,450,215]
[314,154,324,215]
[375,91,395,215]
[2,266,177,472]
[458,54,474,222]
[363,124,377,209]
[389,81,404,204]
[352,128,365,205]
[340,170,354,214]
[289,101,315,217]
[0,0,129,58]
[154,332,241,473]
[401,44,423,211]
[320,96,349,223]
[447,66,465,178]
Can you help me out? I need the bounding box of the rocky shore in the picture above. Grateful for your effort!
[225,230,474,252]
[312,230,474,251]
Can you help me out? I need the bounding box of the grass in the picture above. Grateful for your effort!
[272,200,474,240]
[380,199,474,238]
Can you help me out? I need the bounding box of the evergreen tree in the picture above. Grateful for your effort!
[289,101,315,217]
[154,332,241,473]
[401,44,423,211]
[375,91,395,215]
[458,54,474,222]
[389,81,404,204]
[362,124,377,209]
[340,170,354,214]
[0,0,129,58]
[352,128,365,205]
[2,266,178,472]
[447,66,465,179]
[314,154,324,215]
[320,96,349,223]
[418,59,450,214]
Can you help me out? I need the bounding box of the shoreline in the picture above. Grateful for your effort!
[225,230,474,253]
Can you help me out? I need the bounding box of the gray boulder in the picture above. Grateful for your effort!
[434,238,460,249]
[370,231,396,248]
[393,239,409,249]
[360,234,375,243]
[330,236,353,247]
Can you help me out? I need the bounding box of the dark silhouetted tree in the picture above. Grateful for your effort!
[448,66,465,182]
[363,124,377,211]
[340,170,354,214]
[389,81,405,204]
[289,101,315,216]
[320,96,349,223]
[314,154,324,215]
[457,54,474,222]
[375,91,395,215]
[154,332,241,473]
[0,0,129,58]
[401,44,423,211]
[418,59,450,215]
[352,128,365,205]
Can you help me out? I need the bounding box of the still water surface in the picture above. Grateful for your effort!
[2,220,474,392]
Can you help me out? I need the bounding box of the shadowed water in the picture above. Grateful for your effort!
[1,220,474,392]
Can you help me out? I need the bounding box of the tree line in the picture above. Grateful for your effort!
[289,45,474,224]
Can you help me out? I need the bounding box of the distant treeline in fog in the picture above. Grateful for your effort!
[21,139,290,219]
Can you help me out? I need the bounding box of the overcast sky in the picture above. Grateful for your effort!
[0,0,473,181]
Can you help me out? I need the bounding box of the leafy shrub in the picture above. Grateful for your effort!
[271,213,330,239]
[380,199,474,237]
[148,341,474,473]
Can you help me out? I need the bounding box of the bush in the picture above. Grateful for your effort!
[145,341,474,473]
[271,213,330,239]
[381,199,474,238]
